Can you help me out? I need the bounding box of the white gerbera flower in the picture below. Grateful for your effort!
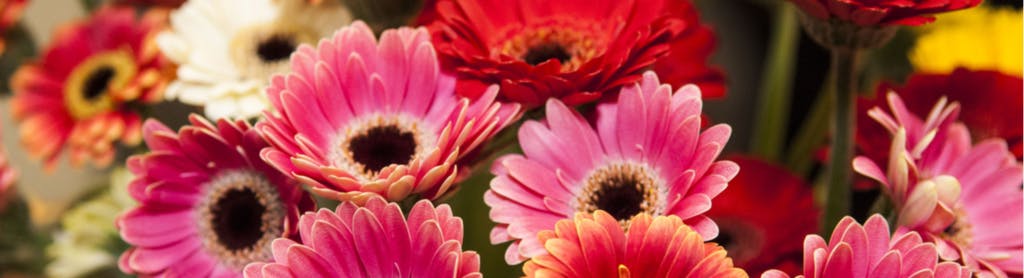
[157,0,351,119]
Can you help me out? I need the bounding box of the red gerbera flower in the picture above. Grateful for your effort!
[426,0,724,108]
[9,7,173,169]
[856,68,1024,190]
[706,156,819,275]
[789,0,981,26]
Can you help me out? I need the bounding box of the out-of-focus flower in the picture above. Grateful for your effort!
[114,0,186,7]
[762,215,971,278]
[426,0,724,108]
[0,126,15,211]
[789,0,981,26]
[257,22,520,203]
[523,211,748,278]
[854,93,1023,277]
[910,7,1022,76]
[856,69,1023,170]
[0,0,27,54]
[156,0,350,119]
[486,72,736,264]
[9,7,172,169]
[46,168,135,278]
[706,156,818,275]
[117,116,314,277]
[243,196,481,277]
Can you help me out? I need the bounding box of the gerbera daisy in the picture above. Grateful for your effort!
[910,7,1021,76]
[789,0,981,26]
[257,22,520,203]
[9,7,172,169]
[706,156,818,275]
[762,215,971,278]
[426,0,724,108]
[117,115,314,276]
[523,211,747,277]
[857,69,1023,164]
[486,71,736,263]
[243,196,481,277]
[0,0,26,54]
[853,93,1023,277]
[156,0,351,119]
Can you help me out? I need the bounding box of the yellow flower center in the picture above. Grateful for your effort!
[229,21,318,81]
[63,50,137,120]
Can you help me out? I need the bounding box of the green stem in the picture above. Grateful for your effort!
[822,48,861,237]
[750,3,800,161]
[784,72,833,176]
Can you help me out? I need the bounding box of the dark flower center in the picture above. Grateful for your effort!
[577,164,661,223]
[83,66,116,101]
[256,35,297,63]
[348,125,418,174]
[523,43,571,66]
[210,188,266,251]
[713,231,734,249]
[593,175,646,220]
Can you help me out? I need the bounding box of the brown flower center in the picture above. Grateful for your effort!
[198,170,284,269]
[499,27,600,72]
[335,115,432,180]
[256,35,298,63]
[710,217,765,266]
[576,163,662,223]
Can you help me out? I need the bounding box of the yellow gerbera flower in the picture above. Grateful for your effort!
[910,6,1022,75]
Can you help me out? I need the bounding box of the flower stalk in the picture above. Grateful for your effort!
[751,3,800,161]
[822,48,860,237]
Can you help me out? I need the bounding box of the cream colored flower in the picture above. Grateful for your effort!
[157,0,351,119]
[45,168,136,278]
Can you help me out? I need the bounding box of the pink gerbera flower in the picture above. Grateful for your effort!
[257,21,520,203]
[853,93,1023,277]
[118,115,314,277]
[486,71,737,263]
[243,196,480,277]
[524,211,748,277]
[762,215,971,278]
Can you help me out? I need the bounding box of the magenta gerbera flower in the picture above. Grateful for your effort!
[854,93,1023,277]
[243,196,481,277]
[117,115,314,277]
[257,21,520,203]
[762,215,971,278]
[485,71,737,264]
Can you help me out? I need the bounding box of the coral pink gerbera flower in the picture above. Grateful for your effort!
[486,71,737,263]
[762,215,971,278]
[523,211,748,278]
[426,0,724,108]
[853,93,1023,277]
[9,7,173,169]
[707,156,819,275]
[243,196,480,277]
[117,115,314,277]
[257,21,520,203]
[788,0,980,26]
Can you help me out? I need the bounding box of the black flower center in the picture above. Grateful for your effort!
[83,66,115,101]
[210,188,266,251]
[593,176,645,220]
[523,43,571,66]
[348,125,418,174]
[713,231,735,250]
[578,164,660,223]
[256,35,296,63]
